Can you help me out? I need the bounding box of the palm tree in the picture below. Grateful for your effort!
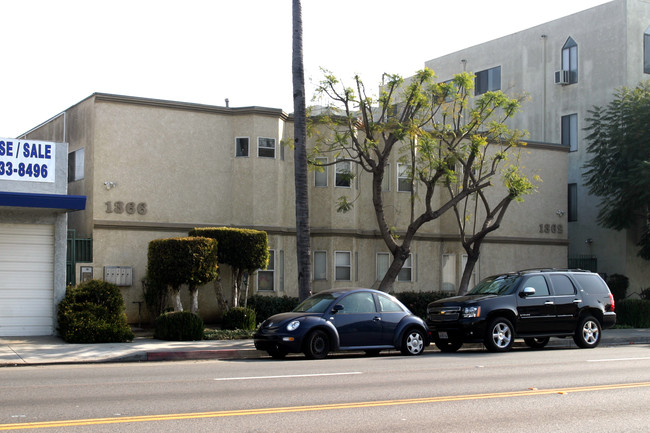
[292,0,312,301]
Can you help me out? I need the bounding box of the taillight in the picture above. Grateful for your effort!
[609,293,615,311]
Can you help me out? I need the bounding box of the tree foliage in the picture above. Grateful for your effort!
[312,68,529,291]
[584,81,650,260]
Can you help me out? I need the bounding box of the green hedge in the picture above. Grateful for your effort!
[147,237,219,289]
[616,299,650,328]
[394,291,450,320]
[189,227,268,271]
[154,311,204,341]
[247,295,300,322]
[57,280,134,343]
[222,307,257,330]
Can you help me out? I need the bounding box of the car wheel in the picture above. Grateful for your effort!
[267,348,288,359]
[401,328,425,356]
[484,317,514,352]
[573,315,601,348]
[524,337,550,349]
[303,329,330,359]
[434,338,463,353]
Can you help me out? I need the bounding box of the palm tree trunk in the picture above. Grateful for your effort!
[293,0,312,301]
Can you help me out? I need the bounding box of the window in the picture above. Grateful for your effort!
[314,157,328,187]
[550,274,576,296]
[235,137,249,157]
[335,159,351,187]
[562,37,578,84]
[522,275,550,296]
[258,137,276,158]
[561,114,578,151]
[397,163,412,192]
[68,148,84,182]
[337,291,376,313]
[382,163,391,191]
[568,183,578,222]
[377,252,389,281]
[474,66,501,95]
[257,249,275,291]
[645,26,650,74]
[398,254,413,282]
[313,251,327,280]
[335,251,351,281]
[442,254,456,292]
[378,294,405,312]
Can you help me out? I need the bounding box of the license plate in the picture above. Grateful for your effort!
[438,331,448,339]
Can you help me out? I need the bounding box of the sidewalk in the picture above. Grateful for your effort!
[1,328,649,366]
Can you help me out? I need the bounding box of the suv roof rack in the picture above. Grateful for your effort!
[517,268,591,273]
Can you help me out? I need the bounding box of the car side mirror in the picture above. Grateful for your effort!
[332,304,344,314]
[520,287,536,298]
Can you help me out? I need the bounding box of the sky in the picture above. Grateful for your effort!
[1,0,611,138]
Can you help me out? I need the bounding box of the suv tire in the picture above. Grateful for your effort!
[573,315,601,348]
[434,338,463,353]
[524,337,550,349]
[484,317,514,352]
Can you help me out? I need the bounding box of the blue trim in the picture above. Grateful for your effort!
[0,191,86,211]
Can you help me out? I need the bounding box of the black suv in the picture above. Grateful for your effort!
[426,269,616,352]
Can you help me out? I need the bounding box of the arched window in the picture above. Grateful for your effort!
[643,27,650,74]
[562,37,578,84]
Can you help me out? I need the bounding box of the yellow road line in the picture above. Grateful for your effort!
[2,381,649,430]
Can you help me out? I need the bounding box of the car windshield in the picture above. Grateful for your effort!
[293,293,337,313]
[467,275,520,296]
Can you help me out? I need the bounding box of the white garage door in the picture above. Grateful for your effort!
[0,223,54,336]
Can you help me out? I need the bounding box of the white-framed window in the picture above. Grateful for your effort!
[313,250,327,280]
[397,163,412,192]
[258,137,276,158]
[68,148,85,182]
[397,254,413,282]
[335,251,351,281]
[235,137,249,157]
[562,37,578,84]
[442,254,456,292]
[645,26,650,74]
[474,66,501,95]
[376,252,390,281]
[561,113,578,152]
[335,159,351,187]
[258,249,275,291]
[382,163,391,191]
[314,157,328,187]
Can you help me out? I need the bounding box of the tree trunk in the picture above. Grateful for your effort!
[212,276,228,313]
[457,252,479,296]
[171,286,183,312]
[189,285,199,314]
[292,0,312,302]
[377,247,410,292]
[231,268,239,308]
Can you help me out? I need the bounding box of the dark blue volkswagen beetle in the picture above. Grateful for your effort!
[253,288,430,359]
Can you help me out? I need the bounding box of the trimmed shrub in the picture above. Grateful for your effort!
[247,295,300,322]
[222,307,257,330]
[154,311,204,341]
[606,273,629,302]
[57,279,134,343]
[394,291,450,320]
[616,299,650,328]
[640,287,650,301]
[188,227,268,271]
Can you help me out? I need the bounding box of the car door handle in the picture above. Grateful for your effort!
[544,301,554,305]
[573,299,582,303]
[373,316,381,322]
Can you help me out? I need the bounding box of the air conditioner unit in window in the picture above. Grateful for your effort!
[554,70,570,85]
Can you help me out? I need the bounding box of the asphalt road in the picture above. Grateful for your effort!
[1,344,649,432]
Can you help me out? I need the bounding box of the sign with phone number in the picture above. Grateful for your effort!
[0,138,56,183]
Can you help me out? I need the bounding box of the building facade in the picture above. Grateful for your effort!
[17,92,567,324]
[420,0,650,294]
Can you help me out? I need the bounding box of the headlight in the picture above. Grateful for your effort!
[462,306,481,318]
[286,320,301,331]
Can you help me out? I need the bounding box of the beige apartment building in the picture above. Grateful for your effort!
[420,0,650,294]
[16,92,567,324]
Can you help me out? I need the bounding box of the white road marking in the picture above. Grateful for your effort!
[588,357,650,363]
[214,372,363,381]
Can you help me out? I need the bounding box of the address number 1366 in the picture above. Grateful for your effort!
[105,201,147,215]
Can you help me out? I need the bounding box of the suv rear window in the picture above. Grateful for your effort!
[572,274,610,294]
[550,274,576,295]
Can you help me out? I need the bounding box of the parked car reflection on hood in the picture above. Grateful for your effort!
[253,288,431,359]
